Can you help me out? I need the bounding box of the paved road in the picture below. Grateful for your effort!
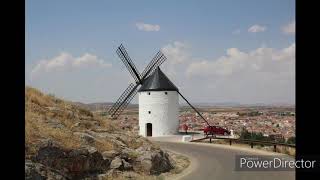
[155,141,295,180]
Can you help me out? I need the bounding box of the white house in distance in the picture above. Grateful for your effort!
[138,67,179,137]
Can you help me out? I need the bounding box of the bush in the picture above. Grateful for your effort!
[286,136,295,144]
[239,128,283,142]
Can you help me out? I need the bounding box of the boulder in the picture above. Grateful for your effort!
[135,150,173,175]
[34,144,110,178]
[25,160,68,180]
[82,146,97,154]
[109,156,133,171]
[150,150,173,175]
[119,149,130,160]
[122,159,133,170]
[102,150,119,159]
[135,144,152,152]
[110,157,122,169]
[45,118,66,129]
[135,152,152,173]
[73,132,95,144]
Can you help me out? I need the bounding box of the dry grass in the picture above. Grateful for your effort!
[25,86,182,179]
[92,139,114,152]
[25,107,82,155]
[276,146,295,156]
[210,139,295,156]
[25,86,116,155]
[168,153,190,174]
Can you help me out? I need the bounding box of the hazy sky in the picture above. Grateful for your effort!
[26,0,295,104]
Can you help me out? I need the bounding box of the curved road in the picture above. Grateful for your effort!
[155,141,295,180]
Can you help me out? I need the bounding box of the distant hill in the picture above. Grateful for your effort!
[180,102,294,108]
[182,102,242,107]
[72,101,294,111]
[72,102,138,111]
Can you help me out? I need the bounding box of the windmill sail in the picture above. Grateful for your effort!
[108,44,167,120]
[178,91,211,126]
[116,44,142,84]
[108,83,139,119]
[141,51,166,80]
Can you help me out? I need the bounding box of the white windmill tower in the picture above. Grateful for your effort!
[138,67,179,137]
[109,44,211,137]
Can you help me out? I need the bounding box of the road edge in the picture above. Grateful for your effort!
[160,147,198,180]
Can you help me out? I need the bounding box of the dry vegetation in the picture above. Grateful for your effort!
[25,86,138,156]
[212,139,295,156]
[25,87,190,179]
[26,87,81,155]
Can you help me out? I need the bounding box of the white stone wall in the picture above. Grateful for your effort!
[138,91,179,137]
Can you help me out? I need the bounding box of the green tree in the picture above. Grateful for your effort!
[286,136,295,144]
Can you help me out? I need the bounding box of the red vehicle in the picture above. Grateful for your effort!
[182,124,189,134]
[203,126,230,136]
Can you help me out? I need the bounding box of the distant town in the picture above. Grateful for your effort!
[178,106,295,141]
[75,102,295,143]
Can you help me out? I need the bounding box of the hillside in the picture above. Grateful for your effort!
[25,87,188,179]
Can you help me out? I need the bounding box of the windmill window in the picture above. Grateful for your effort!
[165,92,168,95]
[148,92,151,95]
[148,111,151,114]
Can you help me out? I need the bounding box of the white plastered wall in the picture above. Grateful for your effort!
[138,91,179,137]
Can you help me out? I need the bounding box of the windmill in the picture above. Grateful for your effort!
[108,44,210,137]
[108,44,167,119]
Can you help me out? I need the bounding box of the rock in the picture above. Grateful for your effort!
[111,139,127,148]
[94,128,110,133]
[135,150,173,175]
[110,157,122,169]
[34,145,66,164]
[38,138,60,148]
[47,106,61,112]
[135,152,152,173]
[120,149,130,160]
[71,122,81,129]
[34,144,110,179]
[45,118,66,129]
[122,159,133,170]
[116,134,130,143]
[150,150,173,175]
[109,157,133,171]
[136,144,152,152]
[87,146,97,154]
[25,160,68,180]
[74,132,95,144]
[68,148,89,157]
[102,150,119,159]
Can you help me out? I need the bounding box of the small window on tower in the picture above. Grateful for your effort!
[148,92,151,95]
[165,92,168,95]
[148,111,151,114]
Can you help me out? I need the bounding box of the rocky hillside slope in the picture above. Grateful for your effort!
[25,87,186,179]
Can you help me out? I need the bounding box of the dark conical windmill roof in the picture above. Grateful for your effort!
[138,67,179,92]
